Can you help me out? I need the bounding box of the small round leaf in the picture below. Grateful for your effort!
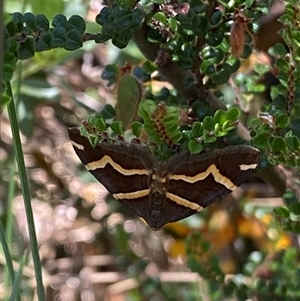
[274,206,290,218]
[271,137,286,152]
[111,121,124,135]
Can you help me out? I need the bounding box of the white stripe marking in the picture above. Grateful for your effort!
[71,141,84,150]
[166,192,203,211]
[170,164,237,191]
[86,155,149,176]
[239,163,258,171]
[113,189,150,200]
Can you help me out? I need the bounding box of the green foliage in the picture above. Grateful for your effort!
[186,232,300,301]
[86,104,117,135]
[187,107,241,154]
[95,6,144,48]
[249,112,300,166]
[78,101,241,161]
[251,248,300,301]
[101,64,119,87]
[274,190,300,233]
[5,12,85,60]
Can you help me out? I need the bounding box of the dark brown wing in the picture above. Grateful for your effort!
[161,145,260,225]
[68,127,153,198]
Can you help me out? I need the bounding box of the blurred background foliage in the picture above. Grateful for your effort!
[1,0,300,300]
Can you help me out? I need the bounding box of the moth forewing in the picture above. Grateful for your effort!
[68,127,152,197]
[166,145,260,209]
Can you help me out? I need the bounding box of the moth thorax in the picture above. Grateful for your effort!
[151,162,168,195]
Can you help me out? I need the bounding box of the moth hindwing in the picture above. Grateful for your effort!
[68,128,260,230]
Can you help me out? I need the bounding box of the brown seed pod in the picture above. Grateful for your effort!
[230,9,255,58]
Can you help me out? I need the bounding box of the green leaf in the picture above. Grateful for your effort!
[267,155,278,165]
[271,137,286,152]
[211,70,230,85]
[213,109,226,124]
[94,117,106,131]
[65,29,82,50]
[192,101,213,121]
[100,104,116,119]
[252,133,269,148]
[3,63,15,82]
[24,12,37,31]
[18,38,36,59]
[222,59,240,73]
[271,43,288,56]
[276,58,289,72]
[36,31,53,51]
[201,61,216,75]
[52,26,67,48]
[275,113,290,128]
[1,94,11,108]
[206,31,223,47]
[275,113,291,129]
[274,207,290,218]
[52,14,68,28]
[96,7,111,25]
[12,12,25,24]
[246,81,266,93]
[95,32,112,43]
[202,116,214,131]
[35,14,50,30]
[68,15,86,33]
[137,99,156,121]
[115,75,142,130]
[291,31,300,48]
[188,140,204,154]
[203,134,217,144]
[290,223,300,234]
[6,21,18,36]
[222,119,235,132]
[191,121,203,137]
[132,121,143,137]
[112,30,132,48]
[193,16,209,34]
[87,115,106,131]
[226,107,240,121]
[152,12,167,25]
[141,61,157,75]
[111,121,124,135]
[131,8,144,30]
[289,203,300,216]
[101,64,119,87]
[214,123,228,137]
[89,135,100,147]
[285,136,300,151]
[209,10,222,25]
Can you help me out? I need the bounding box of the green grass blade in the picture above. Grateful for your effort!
[6,82,45,301]
[9,251,28,301]
[0,221,15,288]
[4,160,16,288]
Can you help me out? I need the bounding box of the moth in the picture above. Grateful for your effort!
[68,128,260,230]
